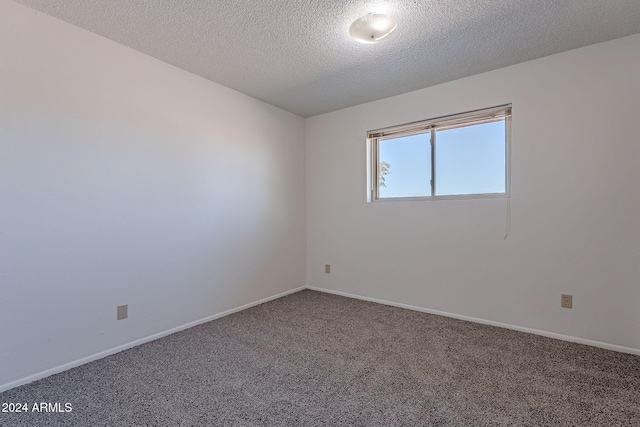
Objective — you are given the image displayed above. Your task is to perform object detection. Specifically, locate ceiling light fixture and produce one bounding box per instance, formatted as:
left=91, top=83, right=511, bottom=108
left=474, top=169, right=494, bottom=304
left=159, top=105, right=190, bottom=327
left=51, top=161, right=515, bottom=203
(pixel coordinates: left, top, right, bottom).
left=349, top=13, right=397, bottom=44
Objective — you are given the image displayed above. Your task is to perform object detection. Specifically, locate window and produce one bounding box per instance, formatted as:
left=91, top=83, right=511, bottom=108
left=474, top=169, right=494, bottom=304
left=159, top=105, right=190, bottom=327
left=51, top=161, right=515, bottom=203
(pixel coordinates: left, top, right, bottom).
left=367, top=105, right=511, bottom=201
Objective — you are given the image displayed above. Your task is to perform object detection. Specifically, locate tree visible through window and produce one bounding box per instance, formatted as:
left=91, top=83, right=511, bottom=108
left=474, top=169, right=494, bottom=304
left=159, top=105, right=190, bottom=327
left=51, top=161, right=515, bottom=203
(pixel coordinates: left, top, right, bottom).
left=368, top=105, right=511, bottom=201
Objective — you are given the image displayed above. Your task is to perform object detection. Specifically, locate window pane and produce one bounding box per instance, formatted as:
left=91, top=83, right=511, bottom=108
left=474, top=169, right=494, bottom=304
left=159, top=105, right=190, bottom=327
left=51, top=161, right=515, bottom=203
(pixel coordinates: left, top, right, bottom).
left=434, top=120, right=505, bottom=196
left=378, top=133, right=431, bottom=198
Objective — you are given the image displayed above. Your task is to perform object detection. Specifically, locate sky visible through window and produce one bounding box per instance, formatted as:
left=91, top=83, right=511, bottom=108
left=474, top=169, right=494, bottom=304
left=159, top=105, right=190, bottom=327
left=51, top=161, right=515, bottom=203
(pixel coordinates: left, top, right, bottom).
left=378, top=120, right=505, bottom=198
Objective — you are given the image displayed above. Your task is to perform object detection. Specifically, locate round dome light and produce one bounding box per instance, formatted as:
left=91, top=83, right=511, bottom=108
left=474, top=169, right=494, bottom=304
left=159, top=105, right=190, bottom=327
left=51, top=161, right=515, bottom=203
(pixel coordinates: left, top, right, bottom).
left=349, top=13, right=397, bottom=44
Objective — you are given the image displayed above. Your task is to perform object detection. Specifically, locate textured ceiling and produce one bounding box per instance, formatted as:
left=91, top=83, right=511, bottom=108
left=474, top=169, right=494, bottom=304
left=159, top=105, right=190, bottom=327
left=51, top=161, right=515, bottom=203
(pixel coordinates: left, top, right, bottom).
left=11, top=0, right=640, bottom=117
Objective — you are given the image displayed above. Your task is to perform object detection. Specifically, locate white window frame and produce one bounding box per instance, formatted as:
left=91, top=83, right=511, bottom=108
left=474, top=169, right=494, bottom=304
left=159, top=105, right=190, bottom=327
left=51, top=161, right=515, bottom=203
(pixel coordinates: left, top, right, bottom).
left=366, top=104, right=512, bottom=202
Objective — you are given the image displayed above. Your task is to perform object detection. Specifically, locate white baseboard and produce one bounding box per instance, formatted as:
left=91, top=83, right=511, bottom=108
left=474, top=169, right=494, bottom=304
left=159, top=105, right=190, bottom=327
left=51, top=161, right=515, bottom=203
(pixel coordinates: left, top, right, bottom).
left=4, top=284, right=637, bottom=393
left=0, top=286, right=306, bottom=393
left=306, top=286, right=640, bottom=356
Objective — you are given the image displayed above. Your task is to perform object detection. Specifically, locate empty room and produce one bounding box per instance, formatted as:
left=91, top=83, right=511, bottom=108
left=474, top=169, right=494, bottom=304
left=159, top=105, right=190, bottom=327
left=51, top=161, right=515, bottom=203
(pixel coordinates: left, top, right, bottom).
left=1, top=0, right=639, bottom=425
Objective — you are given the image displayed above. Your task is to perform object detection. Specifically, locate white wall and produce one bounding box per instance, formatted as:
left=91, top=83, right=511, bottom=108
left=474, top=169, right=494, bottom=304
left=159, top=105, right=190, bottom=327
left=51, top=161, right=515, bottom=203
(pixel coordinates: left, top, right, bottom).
left=1, top=0, right=637, bottom=393
left=306, top=35, right=640, bottom=352
left=0, top=0, right=305, bottom=390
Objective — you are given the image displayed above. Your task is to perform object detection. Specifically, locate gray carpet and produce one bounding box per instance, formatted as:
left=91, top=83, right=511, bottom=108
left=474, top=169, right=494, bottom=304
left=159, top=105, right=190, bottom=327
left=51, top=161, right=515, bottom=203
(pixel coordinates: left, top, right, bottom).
left=1, top=290, right=639, bottom=426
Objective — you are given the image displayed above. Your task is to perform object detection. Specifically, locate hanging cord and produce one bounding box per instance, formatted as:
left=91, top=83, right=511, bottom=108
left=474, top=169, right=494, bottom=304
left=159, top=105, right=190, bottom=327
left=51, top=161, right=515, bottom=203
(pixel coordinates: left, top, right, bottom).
left=503, top=198, right=511, bottom=240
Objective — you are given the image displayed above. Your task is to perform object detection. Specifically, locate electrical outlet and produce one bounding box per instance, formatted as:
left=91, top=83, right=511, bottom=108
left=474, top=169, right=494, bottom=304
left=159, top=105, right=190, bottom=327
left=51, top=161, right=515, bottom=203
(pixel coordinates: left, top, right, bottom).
left=561, top=294, right=572, bottom=309
left=117, top=304, right=128, bottom=320
left=325, top=264, right=331, bottom=274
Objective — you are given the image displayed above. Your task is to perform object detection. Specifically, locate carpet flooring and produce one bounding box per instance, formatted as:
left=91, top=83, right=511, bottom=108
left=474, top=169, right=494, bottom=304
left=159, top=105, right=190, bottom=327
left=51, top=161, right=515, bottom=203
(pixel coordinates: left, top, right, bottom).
left=1, top=290, right=639, bottom=426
